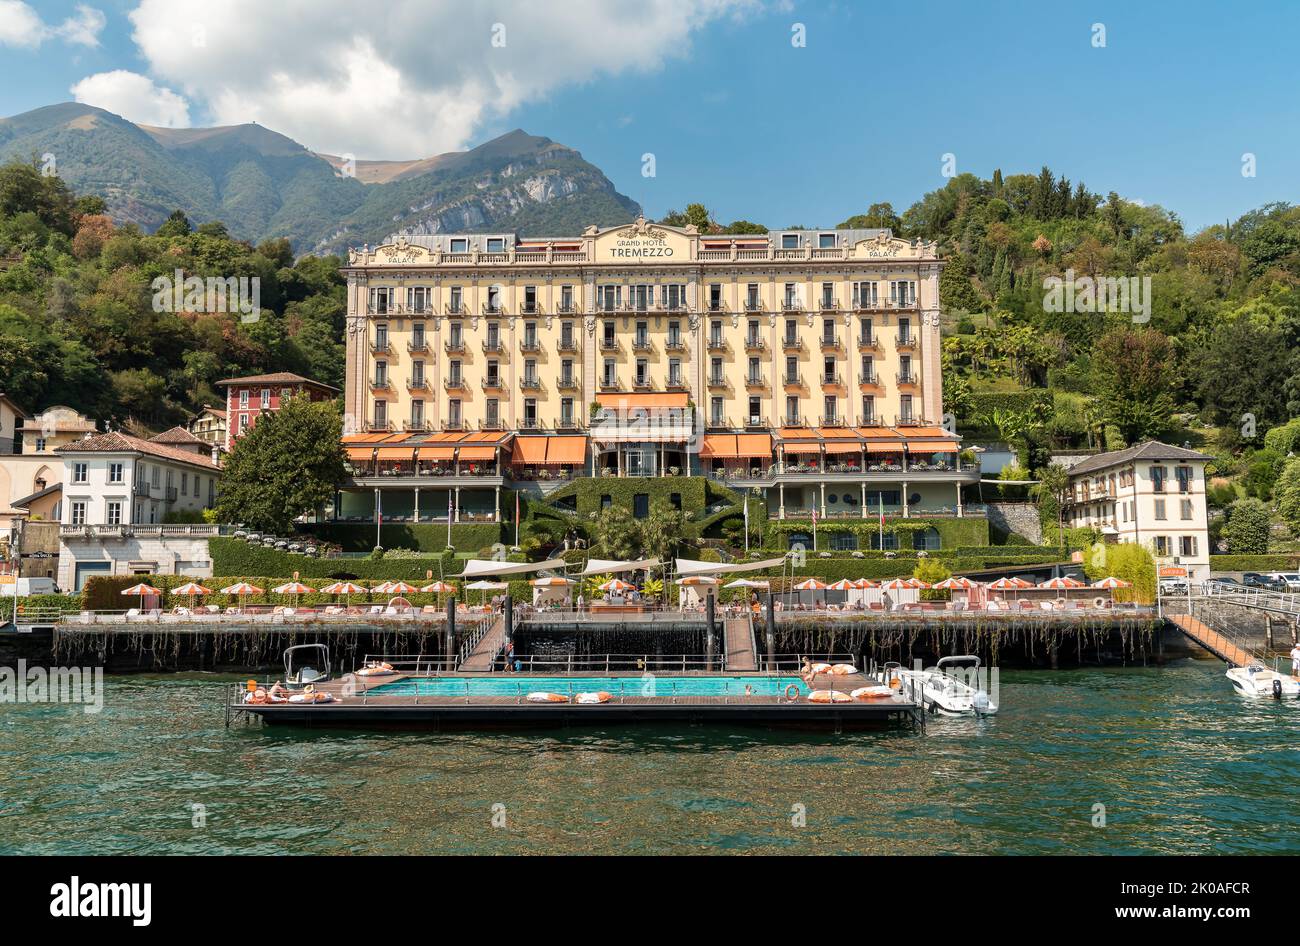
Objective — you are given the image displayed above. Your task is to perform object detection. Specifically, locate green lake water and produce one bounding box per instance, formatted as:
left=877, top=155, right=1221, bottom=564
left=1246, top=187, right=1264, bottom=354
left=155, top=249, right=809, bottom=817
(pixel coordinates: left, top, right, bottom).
left=1, top=659, right=1297, bottom=854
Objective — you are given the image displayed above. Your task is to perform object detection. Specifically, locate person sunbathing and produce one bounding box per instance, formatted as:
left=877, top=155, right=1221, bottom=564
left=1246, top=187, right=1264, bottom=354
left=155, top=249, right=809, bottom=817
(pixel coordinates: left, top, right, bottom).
left=268, top=681, right=289, bottom=703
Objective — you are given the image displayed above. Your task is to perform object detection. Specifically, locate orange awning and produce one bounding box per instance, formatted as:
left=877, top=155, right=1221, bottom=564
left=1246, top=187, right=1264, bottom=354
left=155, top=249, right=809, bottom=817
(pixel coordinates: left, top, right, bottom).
left=595, top=392, right=689, bottom=410
left=863, top=441, right=905, bottom=453
left=417, top=446, right=456, bottom=461
left=822, top=441, right=863, bottom=455
left=458, top=446, right=498, bottom=461
left=342, top=433, right=389, bottom=444
left=910, top=442, right=959, bottom=453
left=511, top=437, right=549, bottom=464
left=701, top=434, right=738, bottom=459
left=375, top=446, right=414, bottom=461
left=735, top=434, right=772, bottom=458
left=782, top=442, right=822, bottom=454
left=900, top=426, right=948, bottom=438
left=345, top=447, right=375, bottom=462
left=546, top=436, right=587, bottom=464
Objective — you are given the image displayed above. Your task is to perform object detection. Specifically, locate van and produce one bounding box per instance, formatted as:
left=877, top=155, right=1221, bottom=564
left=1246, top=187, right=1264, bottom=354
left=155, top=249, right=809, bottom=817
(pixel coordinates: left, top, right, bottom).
left=1266, top=572, right=1300, bottom=591
left=0, top=577, right=59, bottom=597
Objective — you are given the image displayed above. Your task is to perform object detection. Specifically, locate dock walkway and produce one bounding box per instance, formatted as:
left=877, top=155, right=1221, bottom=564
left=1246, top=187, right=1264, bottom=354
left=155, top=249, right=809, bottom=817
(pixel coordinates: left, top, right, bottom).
left=1167, top=613, right=1255, bottom=667
left=723, top=617, right=756, bottom=671
left=458, top=615, right=505, bottom=671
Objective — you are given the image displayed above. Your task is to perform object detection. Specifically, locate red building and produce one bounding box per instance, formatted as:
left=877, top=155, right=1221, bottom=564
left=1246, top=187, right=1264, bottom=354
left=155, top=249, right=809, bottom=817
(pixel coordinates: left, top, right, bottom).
left=216, top=372, right=339, bottom=452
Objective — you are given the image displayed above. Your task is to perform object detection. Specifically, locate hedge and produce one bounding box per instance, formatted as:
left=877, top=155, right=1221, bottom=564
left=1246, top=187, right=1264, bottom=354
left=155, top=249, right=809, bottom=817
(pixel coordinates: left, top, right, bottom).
left=1208, top=554, right=1300, bottom=572
left=301, top=522, right=505, bottom=553
left=210, top=537, right=462, bottom=582
left=82, top=573, right=471, bottom=611
left=8, top=594, right=81, bottom=613
left=543, top=476, right=710, bottom=521
left=764, top=516, right=990, bottom=548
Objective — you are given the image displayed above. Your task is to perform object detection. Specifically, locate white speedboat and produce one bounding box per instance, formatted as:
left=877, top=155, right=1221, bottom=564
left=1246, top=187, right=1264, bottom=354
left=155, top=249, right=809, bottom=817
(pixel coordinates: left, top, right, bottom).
left=1226, top=663, right=1300, bottom=700
left=893, top=655, right=998, bottom=716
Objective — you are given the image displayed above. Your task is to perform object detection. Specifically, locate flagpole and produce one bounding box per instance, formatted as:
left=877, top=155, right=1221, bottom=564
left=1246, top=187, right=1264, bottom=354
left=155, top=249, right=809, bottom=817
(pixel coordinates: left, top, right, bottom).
left=878, top=494, right=885, bottom=551
left=447, top=492, right=452, bottom=549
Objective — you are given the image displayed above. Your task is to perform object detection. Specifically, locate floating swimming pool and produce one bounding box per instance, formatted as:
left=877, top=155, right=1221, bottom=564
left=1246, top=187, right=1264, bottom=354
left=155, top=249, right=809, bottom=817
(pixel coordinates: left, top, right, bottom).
left=360, top=675, right=807, bottom=698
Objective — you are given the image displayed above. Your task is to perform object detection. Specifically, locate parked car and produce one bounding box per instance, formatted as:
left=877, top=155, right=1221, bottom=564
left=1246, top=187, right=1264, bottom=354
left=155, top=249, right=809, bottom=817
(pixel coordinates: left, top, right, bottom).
left=1264, top=572, right=1300, bottom=591
left=1240, top=572, right=1284, bottom=591
left=1205, top=576, right=1244, bottom=593
left=1158, top=577, right=1189, bottom=596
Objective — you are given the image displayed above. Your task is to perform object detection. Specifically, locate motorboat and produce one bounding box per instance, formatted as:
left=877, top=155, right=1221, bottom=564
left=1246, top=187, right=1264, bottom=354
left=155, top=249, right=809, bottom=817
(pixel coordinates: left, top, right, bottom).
left=893, top=655, right=998, bottom=716
left=1225, top=663, right=1300, bottom=700
left=283, top=644, right=331, bottom=689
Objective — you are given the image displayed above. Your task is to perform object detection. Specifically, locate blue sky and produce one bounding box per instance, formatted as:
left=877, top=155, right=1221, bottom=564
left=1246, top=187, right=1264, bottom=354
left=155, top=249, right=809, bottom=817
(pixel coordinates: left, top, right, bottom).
left=3, top=0, right=1297, bottom=232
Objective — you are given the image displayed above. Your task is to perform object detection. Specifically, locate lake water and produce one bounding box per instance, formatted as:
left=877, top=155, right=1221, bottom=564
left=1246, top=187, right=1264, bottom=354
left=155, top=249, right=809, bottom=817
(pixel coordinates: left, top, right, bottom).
left=1, top=659, right=1297, bottom=854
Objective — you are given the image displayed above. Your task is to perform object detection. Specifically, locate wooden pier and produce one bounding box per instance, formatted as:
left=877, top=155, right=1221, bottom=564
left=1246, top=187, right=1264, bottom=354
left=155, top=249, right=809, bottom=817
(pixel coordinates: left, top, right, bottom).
left=723, top=617, right=757, bottom=671
left=1167, top=613, right=1255, bottom=668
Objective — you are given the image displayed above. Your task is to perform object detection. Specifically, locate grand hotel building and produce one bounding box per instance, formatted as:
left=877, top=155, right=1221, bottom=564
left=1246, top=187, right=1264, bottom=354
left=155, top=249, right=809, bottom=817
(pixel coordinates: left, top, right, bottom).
left=338, top=218, right=979, bottom=535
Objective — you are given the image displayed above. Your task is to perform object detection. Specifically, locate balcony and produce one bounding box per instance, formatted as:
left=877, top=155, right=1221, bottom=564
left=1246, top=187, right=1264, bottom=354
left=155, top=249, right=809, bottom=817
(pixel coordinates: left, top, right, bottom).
left=370, top=340, right=391, bottom=354
left=781, top=337, right=803, bottom=352
left=445, top=302, right=467, bottom=315
left=518, top=417, right=545, bottom=431
left=480, top=419, right=506, bottom=431
left=483, top=302, right=505, bottom=315
left=782, top=373, right=805, bottom=389
left=889, top=297, right=920, bottom=311
left=707, top=302, right=729, bottom=315
left=744, top=299, right=764, bottom=312
left=481, top=376, right=506, bottom=392
left=133, top=482, right=152, bottom=498
left=745, top=415, right=768, bottom=429
left=706, top=337, right=728, bottom=353
left=744, top=336, right=767, bottom=352
left=407, top=378, right=431, bottom=392
left=599, top=379, right=621, bottom=393
left=821, top=373, right=845, bottom=387
left=665, top=338, right=687, bottom=352
left=520, top=302, right=543, bottom=315
left=555, top=301, right=578, bottom=314
left=633, top=378, right=654, bottom=392
left=632, top=338, right=654, bottom=353
left=442, top=418, right=465, bottom=431
left=666, top=378, right=688, bottom=392
left=519, top=338, right=541, bottom=353
left=367, top=420, right=394, bottom=432
left=407, top=339, right=430, bottom=354
left=896, top=372, right=917, bottom=386
left=819, top=415, right=843, bottom=427
left=660, top=300, right=689, bottom=313
left=444, top=376, right=467, bottom=391
left=481, top=339, right=505, bottom=354
left=820, top=335, right=842, bottom=351
left=555, top=416, right=584, bottom=431
left=557, top=375, right=580, bottom=391
left=707, top=375, right=729, bottom=390
left=369, top=378, right=393, bottom=392
left=403, top=419, right=431, bottom=432
left=819, top=297, right=839, bottom=311
left=897, top=333, right=917, bottom=350
left=745, top=374, right=767, bottom=389
left=444, top=339, right=466, bottom=353
left=557, top=337, right=579, bottom=352
left=854, top=298, right=883, bottom=312
left=859, top=373, right=879, bottom=387
left=598, top=338, right=620, bottom=353
left=783, top=415, right=805, bottom=428
left=858, top=335, right=880, bottom=351
left=164, top=486, right=179, bottom=503
left=781, top=300, right=802, bottom=312
left=521, top=376, right=543, bottom=392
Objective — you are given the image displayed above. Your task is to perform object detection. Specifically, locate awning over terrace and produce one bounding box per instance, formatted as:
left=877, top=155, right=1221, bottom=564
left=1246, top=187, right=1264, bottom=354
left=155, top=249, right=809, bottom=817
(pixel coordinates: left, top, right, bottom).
left=510, top=435, right=588, bottom=464
left=579, top=557, right=661, bottom=576
left=674, top=556, right=788, bottom=577
left=459, top=557, right=569, bottom=578
left=699, top=433, right=772, bottom=459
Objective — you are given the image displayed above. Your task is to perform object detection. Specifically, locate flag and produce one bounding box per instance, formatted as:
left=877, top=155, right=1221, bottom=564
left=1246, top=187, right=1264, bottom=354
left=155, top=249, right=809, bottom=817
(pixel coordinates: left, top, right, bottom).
left=879, top=495, right=885, bottom=527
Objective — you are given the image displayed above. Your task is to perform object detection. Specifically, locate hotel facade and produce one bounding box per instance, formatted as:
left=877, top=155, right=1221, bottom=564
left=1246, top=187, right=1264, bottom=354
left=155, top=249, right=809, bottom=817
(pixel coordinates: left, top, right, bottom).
left=338, top=219, right=978, bottom=535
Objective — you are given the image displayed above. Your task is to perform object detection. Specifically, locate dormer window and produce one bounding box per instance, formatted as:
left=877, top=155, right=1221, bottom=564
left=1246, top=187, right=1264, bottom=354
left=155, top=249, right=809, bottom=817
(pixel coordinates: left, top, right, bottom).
left=449, top=238, right=468, bottom=253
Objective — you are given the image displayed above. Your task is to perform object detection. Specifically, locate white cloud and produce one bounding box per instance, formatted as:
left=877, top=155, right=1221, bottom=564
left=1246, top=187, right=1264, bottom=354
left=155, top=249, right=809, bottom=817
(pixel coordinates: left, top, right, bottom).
left=71, top=70, right=191, bottom=127
left=0, top=2, right=105, bottom=48
left=120, top=0, right=759, bottom=158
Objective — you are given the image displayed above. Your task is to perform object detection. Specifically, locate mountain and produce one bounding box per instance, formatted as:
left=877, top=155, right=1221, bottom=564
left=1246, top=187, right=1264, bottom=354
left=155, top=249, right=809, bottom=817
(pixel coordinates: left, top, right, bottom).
left=0, top=103, right=640, bottom=253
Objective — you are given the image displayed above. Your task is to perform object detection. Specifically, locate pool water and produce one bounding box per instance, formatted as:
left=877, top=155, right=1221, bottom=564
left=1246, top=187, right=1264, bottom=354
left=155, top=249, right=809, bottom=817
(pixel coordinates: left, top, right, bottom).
left=362, top=674, right=808, bottom=698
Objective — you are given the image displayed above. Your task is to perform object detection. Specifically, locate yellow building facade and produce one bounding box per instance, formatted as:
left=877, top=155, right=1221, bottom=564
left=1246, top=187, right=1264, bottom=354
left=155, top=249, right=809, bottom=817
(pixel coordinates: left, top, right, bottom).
left=337, top=219, right=978, bottom=531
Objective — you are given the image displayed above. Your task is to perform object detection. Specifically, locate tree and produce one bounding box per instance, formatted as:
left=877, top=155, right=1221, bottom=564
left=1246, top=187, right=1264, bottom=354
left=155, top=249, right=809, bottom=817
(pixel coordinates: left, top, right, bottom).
left=638, top=500, right=689, bottom=564
left=1274, top=457, right=1300, bottom=535
left=938, top=252, right=983, bottom=312
left=1033, top=462, right=1071, bottom=544
left=1221, top=498, right=1271, bottom=554
left=155, top=209, right=192, bottom=238
left=591, top=505, right=639, bottom=560
left=215, top=397, right=346, bottom=532
left=1091, top=327, right=1176, bottom=444
left=1083, top=541, right=1155, bottom=604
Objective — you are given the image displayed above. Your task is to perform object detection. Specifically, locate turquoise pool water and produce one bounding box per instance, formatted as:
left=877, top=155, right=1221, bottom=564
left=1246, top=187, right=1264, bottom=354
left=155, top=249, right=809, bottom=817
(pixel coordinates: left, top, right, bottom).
left=362, top=674, right=807, bottom=698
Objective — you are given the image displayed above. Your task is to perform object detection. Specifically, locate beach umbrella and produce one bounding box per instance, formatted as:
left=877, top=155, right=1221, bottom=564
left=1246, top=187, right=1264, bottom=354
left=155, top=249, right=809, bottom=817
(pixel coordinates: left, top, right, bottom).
left=792, top=576, right=827, bottom=607
left=272, top=580, right=315, bottom=606
left=853, top=577, right=879, bottom=588
left=933, top=577, right=973, bottom=590
left=1091, top=576, right=1132, bottom=589
left=599, top=578, right=636, bottom=594
left=321, top=580, right=367, bottom=606
left=986, top=576, right=1029, bottom=601
left=219, top=581, right=264, bottom=608
left=421, top=580, right=457, bottom=594
left=1038, top=576, right=1085, bottom=590
left=723, top=578, right=769, bottom=589
left=172, top=581, right=212, bottom=609
left=879, top=578, right=913, bottom=590
left=387, top=581, right=418, bottom=596
left=464, top=579, right=508, bottom=605
left=907, top=578, right=932, bottom=590
left=826, top=579, right=857, bottom=591
left=370, top=581, right=395, bottom=595
left=530, top=576, right=574, bottom=586
left=121, top=582, right=162, bottom=610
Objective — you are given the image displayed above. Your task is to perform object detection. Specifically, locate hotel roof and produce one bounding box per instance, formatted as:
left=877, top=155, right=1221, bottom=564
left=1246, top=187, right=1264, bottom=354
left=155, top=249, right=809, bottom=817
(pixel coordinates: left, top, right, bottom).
left=149, top=426, right=206, bottom=446
left=1067, top=440, right=1214, bottom=477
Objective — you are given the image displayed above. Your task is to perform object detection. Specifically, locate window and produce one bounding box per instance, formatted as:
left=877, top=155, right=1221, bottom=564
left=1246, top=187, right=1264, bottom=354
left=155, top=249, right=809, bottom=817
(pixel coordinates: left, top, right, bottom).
left=633, top=494, right=650, bottom=518
left=785, top=355, right=798, bottom=383
left=785, top=395, right=800, bottom=425
left=413, top=360, right=426, bottom=386
left=862, top=395, right=875, bottom=424
left=1150, top=466, right=1166, bottom=492
left=560, top=398, right=574, bottom=427
left=449, top=286, right=464, bottom=312
left=73, top=462, right=88, bottom=484
left=710, top=321, right=723, bottom=347
left=636, top=359, right=649, bottom=386
left=35, top=438, right=45, bottom=451
left=522, top=286, right=537, bottom=313
left=260, top=387, right=271, bottom=406
left=822, top=318, right=835, bottom=344
left=447, top=400, right=462, bottom=428
left=523, top=399, right=537, bottom=428
left=106, top=501, right=122, bottom=526
left=784, top=318, right=798, bottom=345
left=1176, top=466, right=1192, bottom=493
left=374, top=361, right=387, bottom=386
left=449, top=360, right=462, bottom=385
left=781, top=233, right=800, bottom=249
left=710, top=397, right=724, bottom=426
left=108, top=462, right=123, bottom=484
left=603, top=359, right=616, bottom=387
left=818, top=233, right=836, bottom=249
left=450, top=238, right=468, bottom=253
left=709, top=284, right=722, bottom=310
left=830, top=532, right=859, bottom=551
left=485, top=399, right=500, bottom=427
left=601, top=494, right=613, bottom=511
left=898, top=317, right=911, bottom=343
left=870, top=531, right=899, bottom=551
left=486, top=360, right=500, bottom=386
left=603, top=321, right=615, bottom=346
left=411, top=400, right=424, bottom=428
left=70, top=501, right=86, bottom=526
left=821, top=282, right=835, bottom=307
left=748, top=357, right=761, bottom=382
left=1154, top=535, right=1170, bottom=556
left=670, top=493, right=682, bottom=510
left=368, top=287, right=392, bottom=314
left=784, top=282, right=798, bottom=307
left=635, top=321, right=648, bottom=347
left=823, top=396, right=837, bottom=423
left=560, top=359, right=574, bottom=386
left=854, top=282, right=878, bottom=308
left=181, top=472, right=188, bottom=496
left=748, top=397, right=762, bottom=424
left=1181, top=499, right=1193, bottom=520
left=239, top=390, right=249, bottom=409
left=560, top=285, right=574, bottom=311
left=667, top=321, right=681, bottom=346
left=561, top=321, right=574, bottom=347
left=374, top=401, right=387, bottom=428
left=710, top=357, right=723, bottom=385
left=449, top=321, right=463, bottom=346
left=859, top=317, right=873, bottom=344
left=900, top=395, right=914, bottom=423
left=890, top=280, right=916, bottom=306
left=861, top=355, right=875, bottom=382
left=486, top=321, right=500, bottom=347
left=1179, top=535, right=1198, bottom=557
left=599, top=285, right=620, bottom=312
left=151, top=466, right=160, bottom=488
left=486, top=237, right=505, bottom=253
left=900, top=355, right=912, bottom=382
left=630, top=284, right=651, bottom=311
left=408, top=286, right=431, bottom=314
left=746, top=283, right=760, bottom=310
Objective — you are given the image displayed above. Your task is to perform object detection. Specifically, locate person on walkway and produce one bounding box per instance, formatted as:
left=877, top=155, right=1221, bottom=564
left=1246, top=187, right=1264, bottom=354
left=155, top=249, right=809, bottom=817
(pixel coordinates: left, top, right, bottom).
left=1290, top=641, right=1300, bottom=677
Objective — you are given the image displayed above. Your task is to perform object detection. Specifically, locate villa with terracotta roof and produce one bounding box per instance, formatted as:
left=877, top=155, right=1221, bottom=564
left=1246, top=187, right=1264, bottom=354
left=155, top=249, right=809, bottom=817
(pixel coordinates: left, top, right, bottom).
left=54, top=431, right=224, bottom=589
left=216, top=372, right=339, bottom=452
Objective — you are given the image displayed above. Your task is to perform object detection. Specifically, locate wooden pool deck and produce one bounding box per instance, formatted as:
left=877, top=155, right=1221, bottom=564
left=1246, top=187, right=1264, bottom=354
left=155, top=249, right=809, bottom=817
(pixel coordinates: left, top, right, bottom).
left=228, top=670, right=921, bottom=731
